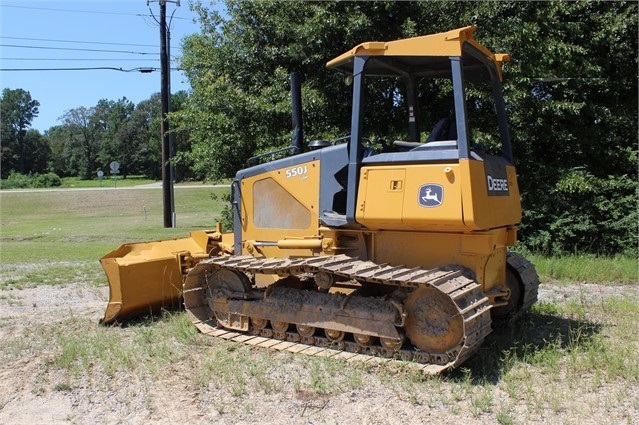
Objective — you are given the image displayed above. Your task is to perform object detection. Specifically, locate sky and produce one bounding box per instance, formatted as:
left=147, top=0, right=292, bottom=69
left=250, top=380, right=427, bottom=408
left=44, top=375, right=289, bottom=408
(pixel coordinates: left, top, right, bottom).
left=1, top=0, right=215, bottom=133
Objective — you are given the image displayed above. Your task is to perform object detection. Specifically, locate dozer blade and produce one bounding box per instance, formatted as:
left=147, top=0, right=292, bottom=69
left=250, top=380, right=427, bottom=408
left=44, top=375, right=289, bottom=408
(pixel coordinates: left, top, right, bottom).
left=100, top=230, right=220, bottom=324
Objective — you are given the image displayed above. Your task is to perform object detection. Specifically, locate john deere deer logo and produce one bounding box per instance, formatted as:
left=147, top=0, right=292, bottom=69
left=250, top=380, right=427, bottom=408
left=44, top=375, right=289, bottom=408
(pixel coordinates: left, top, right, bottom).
left=418, top=184, right=443, bottom=208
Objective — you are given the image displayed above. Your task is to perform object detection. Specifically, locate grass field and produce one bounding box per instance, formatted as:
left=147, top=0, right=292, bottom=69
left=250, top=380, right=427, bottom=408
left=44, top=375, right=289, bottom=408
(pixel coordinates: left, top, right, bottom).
left=1, top=187, right=638, bottom=424
left=0, top=185, right=230, bottom=264
left=60, top=176, right=157, bottom=189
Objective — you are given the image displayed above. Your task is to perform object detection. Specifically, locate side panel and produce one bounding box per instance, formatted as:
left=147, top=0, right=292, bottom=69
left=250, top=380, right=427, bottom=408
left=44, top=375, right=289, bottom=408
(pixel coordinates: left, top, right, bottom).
left=356, top=163, right=465, bottom=231
left=459, top=158, right=521, bottom=230
left=355, top=158, right=521, bottom=232
left=358, top=167, right=406, bottom=226
left=239, top=159, right=321, bottom=257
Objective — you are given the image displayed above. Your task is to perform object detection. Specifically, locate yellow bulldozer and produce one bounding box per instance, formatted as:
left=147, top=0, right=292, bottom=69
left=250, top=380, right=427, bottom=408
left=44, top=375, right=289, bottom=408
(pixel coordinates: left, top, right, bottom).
left=101, top=26, right=539, bottom=373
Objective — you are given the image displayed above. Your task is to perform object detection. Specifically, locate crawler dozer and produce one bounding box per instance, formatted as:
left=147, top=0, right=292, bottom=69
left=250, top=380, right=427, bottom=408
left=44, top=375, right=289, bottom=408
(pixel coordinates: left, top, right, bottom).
left=101, top=26, right=540, bottom=373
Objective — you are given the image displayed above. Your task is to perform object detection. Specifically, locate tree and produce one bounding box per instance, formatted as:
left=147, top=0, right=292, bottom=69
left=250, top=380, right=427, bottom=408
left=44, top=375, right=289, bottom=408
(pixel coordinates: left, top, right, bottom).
left=23, top=129, right=50, bottom=174
left=59, top=106, right=101, bottom=179
left=473, top=1, right=638, bottom=255
left=168, top=90, right=195, bottom=181
left=96, top=97, right=137, bottom=178
left=0, top=88, right=43, bottom=177
left=131, top=94, right=163, bottom=179
left=175, top=0, right=430, bottom=180
left=46, top=125, right=77, bottom=177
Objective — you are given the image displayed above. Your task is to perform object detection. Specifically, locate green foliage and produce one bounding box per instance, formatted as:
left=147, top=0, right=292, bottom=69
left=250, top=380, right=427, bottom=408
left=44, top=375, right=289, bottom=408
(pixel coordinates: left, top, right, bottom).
left=58, top=175, right=155, bottom=188
left=0, top=172, right=62, bottom=189
left=0, top=88, right=46, bottom=178
left=210, top=190, right=234, bottom=231
left=523, top=171, right=638, bottom=256
left=497, top=1, right=639, bottom=256
left=58, top=105, right=102, bottom=179
left=176, top=0, right=432, bottom=180
left=42, top=92, right=185, bottom=181
left=0, top=172, right=31, bottom=189
left=33, top=172, right=62, bottom=188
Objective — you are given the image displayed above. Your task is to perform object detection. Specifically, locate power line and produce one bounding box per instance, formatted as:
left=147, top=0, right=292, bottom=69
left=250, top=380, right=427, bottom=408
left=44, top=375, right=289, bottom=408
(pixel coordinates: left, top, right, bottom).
left=0, top=67, right=163, bottom=72
left=0, top=4, right=191, bottom=20
left=0, top=44, right=157, bottom=55
left=0, top=36, right=158, bottom=48
left=0, top=67, right=180, bottom=72
left=2, top=58, right=160, bottom=62
left=0, top=37, right=182, bottom=57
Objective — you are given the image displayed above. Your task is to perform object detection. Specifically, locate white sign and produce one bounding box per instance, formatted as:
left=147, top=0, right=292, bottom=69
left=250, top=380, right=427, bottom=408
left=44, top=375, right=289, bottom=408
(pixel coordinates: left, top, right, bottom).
left=110, top=161, right=120, bottom=173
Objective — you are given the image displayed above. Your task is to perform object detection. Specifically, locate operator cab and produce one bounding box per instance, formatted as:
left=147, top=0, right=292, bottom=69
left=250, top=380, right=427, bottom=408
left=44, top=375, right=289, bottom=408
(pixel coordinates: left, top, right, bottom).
left=326, top=25, right=512, bottom=162
left=318, top=26, right=518, bottom=229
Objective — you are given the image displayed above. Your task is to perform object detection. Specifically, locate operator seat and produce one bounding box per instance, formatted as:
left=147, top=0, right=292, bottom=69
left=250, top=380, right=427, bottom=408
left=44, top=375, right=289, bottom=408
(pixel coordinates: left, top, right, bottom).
left=425, top=117, right=457, bottom=143
left=393, top=117, right=457, bottom=151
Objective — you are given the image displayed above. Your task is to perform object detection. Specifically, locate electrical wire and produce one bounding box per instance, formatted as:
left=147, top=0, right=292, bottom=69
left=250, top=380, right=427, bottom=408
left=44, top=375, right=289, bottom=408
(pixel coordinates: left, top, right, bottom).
left=0, top=36, right=158, bottom=48
left=2, top=58, right=160, bottom=62
left=0, top=44, right=157, bottom=55
left=1, top=4, right=189, bottom=64
left=0, top=67, right=180, bottom=72
left=0, top=4, right=190, bottom=20
left=0, top=37, right=182, bottom=57
left=0, top=67, right=157, bottom=72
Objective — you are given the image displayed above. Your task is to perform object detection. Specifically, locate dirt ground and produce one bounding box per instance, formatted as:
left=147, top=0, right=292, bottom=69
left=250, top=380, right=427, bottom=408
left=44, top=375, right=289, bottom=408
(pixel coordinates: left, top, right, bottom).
left=0, top=280, right=637, bottom=425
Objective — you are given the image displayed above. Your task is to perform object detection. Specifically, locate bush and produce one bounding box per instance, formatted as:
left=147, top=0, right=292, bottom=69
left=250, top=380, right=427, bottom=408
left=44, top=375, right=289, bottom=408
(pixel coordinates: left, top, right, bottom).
left=33, top=172, right=62, bottom=188
left=0, top=172, right=31, bottom=189
left=0, top=172, right=62, bottom=189
left=521, top=171, right=638, bottom=257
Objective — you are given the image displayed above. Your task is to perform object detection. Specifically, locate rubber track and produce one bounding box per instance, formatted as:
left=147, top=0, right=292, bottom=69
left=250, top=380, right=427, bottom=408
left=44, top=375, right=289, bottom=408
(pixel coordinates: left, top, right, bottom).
left=183, top=254, right=493, bottom=374
left=506, top=251, right=541, bottom=313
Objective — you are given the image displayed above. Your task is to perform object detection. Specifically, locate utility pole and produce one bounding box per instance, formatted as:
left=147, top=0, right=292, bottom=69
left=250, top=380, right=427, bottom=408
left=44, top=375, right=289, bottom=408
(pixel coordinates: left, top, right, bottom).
left=148, top=0, right=179, bottom=228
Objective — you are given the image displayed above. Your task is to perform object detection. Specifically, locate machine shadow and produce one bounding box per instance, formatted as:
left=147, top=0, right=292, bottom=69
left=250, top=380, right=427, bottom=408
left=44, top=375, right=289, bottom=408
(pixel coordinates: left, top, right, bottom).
left=445, top=311, right=602, bottom=384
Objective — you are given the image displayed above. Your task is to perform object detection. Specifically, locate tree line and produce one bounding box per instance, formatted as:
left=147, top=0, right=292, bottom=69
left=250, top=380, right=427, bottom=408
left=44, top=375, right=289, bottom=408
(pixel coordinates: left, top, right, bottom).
left=1, top=89, right=194, bottom=182
left=1, top=0, right=637, bottom=257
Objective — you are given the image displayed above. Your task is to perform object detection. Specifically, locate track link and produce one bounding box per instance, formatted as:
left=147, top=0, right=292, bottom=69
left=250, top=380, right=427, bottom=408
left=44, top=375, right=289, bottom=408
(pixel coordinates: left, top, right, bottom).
left=183, top=255, right=493, bottom=374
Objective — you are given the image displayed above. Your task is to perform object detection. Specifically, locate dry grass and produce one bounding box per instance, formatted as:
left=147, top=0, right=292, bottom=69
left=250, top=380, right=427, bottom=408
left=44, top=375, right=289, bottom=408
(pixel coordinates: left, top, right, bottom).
left=1, top=280, right=637, bottom=424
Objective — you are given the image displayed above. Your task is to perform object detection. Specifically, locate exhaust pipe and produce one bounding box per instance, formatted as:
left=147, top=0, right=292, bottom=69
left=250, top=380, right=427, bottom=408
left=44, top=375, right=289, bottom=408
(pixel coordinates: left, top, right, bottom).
left=291, top=71, right=303, bottom=154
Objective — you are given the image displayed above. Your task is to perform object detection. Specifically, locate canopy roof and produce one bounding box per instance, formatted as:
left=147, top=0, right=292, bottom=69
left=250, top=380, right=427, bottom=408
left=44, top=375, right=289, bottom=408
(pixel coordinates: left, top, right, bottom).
left=326, top=26, right=509, bottom=81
